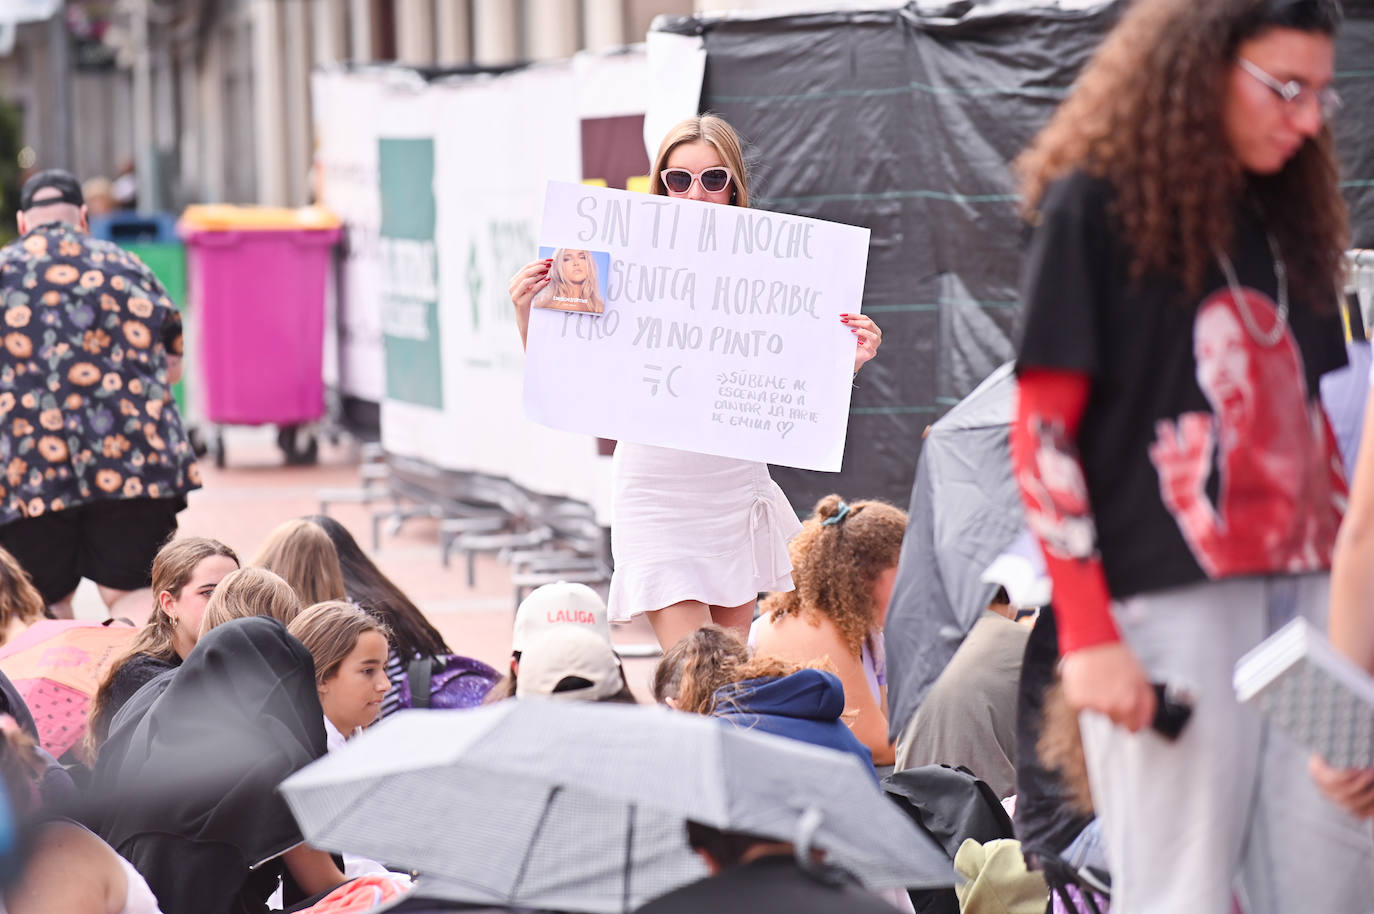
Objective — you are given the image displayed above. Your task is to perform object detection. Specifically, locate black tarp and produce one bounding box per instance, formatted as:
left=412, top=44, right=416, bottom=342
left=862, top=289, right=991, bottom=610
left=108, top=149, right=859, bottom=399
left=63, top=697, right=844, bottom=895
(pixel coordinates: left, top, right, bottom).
left=654, top=0, right=1374, bottom=515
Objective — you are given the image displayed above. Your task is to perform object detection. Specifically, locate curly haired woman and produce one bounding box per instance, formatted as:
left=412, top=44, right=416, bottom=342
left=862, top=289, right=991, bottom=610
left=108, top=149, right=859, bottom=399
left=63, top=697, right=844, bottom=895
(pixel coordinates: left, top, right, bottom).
left=748, top=495, right=906, bottom=767
left=1011, top=0, right=1369, bottom=909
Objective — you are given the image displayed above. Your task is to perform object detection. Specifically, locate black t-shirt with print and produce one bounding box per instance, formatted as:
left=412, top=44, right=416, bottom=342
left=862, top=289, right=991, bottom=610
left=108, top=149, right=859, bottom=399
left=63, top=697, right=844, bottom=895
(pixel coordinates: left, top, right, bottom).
left=1016, top=171, right=1347, bottom=601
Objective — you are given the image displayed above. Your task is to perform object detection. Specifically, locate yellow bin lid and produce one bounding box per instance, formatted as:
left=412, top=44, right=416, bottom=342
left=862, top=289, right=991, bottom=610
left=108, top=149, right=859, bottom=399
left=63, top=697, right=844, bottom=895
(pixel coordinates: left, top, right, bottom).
left=179, top=204, right=341, bottom=231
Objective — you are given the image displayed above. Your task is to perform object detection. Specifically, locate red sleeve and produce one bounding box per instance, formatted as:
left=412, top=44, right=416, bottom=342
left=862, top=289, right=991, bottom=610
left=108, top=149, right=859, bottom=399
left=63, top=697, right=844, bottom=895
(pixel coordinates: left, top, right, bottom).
left=1011, top=368, right=1120, bottom=653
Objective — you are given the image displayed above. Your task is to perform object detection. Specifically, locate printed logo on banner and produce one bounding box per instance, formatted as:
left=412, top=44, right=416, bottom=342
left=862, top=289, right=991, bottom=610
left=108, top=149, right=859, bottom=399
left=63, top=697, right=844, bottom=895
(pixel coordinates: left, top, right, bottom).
left=379, top=137, right=443, bottom=409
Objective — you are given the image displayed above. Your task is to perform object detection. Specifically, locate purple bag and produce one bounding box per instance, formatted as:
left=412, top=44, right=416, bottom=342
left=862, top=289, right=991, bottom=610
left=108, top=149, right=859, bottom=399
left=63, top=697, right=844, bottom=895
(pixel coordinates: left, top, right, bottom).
left=397, top=654, right=500, bottom=710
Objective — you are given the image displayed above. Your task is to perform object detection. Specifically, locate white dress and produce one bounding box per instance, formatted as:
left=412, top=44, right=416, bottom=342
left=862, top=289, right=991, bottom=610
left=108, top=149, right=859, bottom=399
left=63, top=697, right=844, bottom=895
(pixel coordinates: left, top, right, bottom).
left=607, top=443, right=802, bottom=622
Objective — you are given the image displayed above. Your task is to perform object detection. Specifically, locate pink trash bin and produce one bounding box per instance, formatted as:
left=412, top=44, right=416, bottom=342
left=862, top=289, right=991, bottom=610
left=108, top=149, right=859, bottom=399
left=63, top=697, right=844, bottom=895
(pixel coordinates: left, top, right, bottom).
left=180, top=206, right=340, bottom=465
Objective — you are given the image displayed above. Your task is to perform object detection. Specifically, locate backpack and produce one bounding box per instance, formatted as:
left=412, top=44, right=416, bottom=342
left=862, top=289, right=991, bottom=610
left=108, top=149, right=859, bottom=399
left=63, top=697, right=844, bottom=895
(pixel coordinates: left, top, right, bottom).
left=397, top=654, right=501, bottom=710
left=883, top=765, right=1016, bottom=914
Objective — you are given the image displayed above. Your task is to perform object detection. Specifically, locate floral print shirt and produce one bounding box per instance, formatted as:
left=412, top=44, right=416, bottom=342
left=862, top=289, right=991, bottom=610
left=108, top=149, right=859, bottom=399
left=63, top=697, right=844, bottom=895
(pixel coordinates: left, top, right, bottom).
left=0, top=222, right=201, bottom=523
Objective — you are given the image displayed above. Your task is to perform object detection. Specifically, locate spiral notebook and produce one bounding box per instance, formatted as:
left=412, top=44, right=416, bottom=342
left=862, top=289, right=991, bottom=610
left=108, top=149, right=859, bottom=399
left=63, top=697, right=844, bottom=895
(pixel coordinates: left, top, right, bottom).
left=1233, top=617, right=1374, bottom=769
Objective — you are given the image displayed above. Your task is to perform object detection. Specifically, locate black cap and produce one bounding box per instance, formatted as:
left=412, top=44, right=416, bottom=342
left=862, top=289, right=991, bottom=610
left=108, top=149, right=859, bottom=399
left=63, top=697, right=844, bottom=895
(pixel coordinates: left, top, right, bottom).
left=19, top=169, right=84, bottom=211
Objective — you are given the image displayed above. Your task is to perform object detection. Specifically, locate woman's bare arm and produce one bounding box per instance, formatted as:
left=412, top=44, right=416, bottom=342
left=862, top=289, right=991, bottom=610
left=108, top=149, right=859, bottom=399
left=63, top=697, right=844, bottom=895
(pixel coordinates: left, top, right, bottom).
left=508, top=258, right=551, bottom=349
left=755, top=616, right=894, bottom=766
left=283, top=844, right=347, bottom=898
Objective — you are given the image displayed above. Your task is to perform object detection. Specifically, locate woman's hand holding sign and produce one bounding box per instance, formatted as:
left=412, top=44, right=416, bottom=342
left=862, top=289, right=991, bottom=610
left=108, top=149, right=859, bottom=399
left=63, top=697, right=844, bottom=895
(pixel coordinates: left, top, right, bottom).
left=844, top=313, right=882, bottom=373
left=509, top=258, right=552, bottom=348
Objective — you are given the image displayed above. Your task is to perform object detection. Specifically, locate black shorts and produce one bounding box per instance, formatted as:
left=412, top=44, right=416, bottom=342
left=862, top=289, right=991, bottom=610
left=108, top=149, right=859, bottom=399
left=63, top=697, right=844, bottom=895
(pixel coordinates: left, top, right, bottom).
left=0, top=497, right=184, bottom=604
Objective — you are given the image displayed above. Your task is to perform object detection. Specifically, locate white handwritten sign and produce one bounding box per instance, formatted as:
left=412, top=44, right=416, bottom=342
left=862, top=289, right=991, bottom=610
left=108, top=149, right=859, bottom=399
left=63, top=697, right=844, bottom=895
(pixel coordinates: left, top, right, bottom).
left=522, top=182, right=871, bottom=472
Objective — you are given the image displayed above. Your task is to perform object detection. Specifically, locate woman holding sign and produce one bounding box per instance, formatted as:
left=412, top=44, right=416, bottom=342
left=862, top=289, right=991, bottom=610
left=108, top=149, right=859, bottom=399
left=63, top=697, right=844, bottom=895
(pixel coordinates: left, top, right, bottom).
left=509, top=115, right=882, bottom=649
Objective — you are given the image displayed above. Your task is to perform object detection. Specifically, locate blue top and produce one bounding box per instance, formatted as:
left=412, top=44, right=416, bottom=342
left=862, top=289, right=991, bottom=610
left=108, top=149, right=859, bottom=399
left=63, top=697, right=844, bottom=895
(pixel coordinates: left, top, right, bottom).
left=713, top=669, right=875, bottom=779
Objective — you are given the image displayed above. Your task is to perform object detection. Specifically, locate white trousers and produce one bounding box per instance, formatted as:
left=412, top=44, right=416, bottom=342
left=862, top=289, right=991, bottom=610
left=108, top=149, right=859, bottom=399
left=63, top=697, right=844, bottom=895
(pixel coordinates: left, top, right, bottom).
left=1079, top=575, right=1374, bottom=914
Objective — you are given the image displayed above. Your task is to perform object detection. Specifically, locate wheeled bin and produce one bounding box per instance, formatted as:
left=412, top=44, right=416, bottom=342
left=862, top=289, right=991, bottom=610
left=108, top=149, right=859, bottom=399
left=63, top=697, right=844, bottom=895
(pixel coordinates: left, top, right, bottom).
left=90, top=213, right=191, bottom=418
left=179, top=205, right=340, bottom=466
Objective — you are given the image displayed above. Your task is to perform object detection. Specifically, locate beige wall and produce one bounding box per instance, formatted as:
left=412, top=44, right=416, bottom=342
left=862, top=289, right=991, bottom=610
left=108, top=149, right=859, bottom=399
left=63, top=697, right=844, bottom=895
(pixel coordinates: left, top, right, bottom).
left=0, top=0, right=770, bottom=211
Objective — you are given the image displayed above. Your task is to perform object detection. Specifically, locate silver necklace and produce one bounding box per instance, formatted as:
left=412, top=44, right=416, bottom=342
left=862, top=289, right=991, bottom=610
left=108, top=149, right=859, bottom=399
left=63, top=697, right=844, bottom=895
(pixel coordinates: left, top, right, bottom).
left=1215, top=231, right=1288, bottom=347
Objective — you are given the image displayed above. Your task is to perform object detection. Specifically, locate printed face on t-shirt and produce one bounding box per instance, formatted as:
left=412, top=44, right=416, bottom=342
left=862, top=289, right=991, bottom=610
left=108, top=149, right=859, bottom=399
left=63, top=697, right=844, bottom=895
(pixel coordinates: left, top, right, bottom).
left=1194, top=302, right=1253, bottom=425
left=1149, top=288, right=1344, bottom=579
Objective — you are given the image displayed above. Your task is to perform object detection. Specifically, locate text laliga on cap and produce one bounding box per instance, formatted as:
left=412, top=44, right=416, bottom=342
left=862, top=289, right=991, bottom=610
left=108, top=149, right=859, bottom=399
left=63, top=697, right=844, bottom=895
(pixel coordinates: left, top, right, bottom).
left=511, top=581, right=610, bottom=653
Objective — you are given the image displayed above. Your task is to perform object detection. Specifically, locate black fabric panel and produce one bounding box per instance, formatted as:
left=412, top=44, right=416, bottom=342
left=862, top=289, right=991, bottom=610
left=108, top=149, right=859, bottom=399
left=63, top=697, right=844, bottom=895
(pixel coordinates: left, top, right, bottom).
left=655, top=0, right=1374, bottom=512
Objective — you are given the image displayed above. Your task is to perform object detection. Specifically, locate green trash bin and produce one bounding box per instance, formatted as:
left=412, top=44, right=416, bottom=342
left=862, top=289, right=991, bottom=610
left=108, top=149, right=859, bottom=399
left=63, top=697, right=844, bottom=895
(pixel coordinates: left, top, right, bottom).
left=89, top=214, right=193, bottom=421
left=125, top=241, right=189, bottom=415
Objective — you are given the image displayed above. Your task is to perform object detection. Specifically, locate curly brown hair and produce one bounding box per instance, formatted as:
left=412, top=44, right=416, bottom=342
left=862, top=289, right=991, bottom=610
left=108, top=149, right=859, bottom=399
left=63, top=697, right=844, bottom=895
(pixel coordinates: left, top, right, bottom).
left=652, top=624, right=807, bottom=714
left=1016, top=0, right=1347, bottom=306
left=759, top=495, right=907, bottom=658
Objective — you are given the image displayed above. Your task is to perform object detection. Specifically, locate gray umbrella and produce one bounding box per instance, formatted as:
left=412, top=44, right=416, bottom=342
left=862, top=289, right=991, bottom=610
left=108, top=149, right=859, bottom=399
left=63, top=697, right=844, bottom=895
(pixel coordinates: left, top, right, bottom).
left=885, top=362, right=1027, bottom=741
left=281, top=702, right=953, bottom=912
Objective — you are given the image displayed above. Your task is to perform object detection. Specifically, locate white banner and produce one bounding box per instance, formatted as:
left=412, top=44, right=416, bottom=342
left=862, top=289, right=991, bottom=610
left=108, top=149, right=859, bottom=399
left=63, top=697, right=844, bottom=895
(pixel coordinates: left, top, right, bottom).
left=523, top=182, right=871, bottom=472
left=313, top=52, right=652, bottom=522
left=313, top=68, right=427, bottom=404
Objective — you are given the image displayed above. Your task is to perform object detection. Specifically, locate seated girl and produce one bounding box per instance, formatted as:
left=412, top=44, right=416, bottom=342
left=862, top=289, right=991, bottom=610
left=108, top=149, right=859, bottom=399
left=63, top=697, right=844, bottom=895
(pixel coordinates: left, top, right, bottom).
left=302, top=516, right=453, bottom=717
left=86, top=537, right=239, bottom=755
left=654, top=625, right=874, bottom=776
left=749, top=496, right=906, bottom=767
left=198, top=567, right=302, bottom=635
left=0, top=544, right=46, bottom=647
left=0, top=716, right=163, bottom=914
left=92, top=616, right=345, bottom=914
left=287, top=601, right=412, bottom=886
left=287, top=601, right=392, bottom=745
left=252, top=520, right=347, bottom=608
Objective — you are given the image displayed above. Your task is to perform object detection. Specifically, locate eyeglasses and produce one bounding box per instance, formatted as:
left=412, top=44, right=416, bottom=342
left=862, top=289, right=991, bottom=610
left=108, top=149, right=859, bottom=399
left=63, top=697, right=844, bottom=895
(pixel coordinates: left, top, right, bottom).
left=1236, top=57, right=1342, bottom=121
left=660, top=167, right=733, bottom=195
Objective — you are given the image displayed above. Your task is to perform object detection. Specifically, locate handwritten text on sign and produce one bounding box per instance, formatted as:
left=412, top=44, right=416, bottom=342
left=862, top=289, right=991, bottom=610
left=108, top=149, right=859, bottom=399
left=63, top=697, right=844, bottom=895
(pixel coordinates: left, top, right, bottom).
left=522, top=182, right=871, bottom=472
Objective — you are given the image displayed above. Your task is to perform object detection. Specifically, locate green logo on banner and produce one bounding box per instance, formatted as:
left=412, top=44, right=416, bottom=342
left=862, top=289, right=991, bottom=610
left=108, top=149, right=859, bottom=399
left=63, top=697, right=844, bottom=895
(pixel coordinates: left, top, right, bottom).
left=379, top=137, right=443, bottom=408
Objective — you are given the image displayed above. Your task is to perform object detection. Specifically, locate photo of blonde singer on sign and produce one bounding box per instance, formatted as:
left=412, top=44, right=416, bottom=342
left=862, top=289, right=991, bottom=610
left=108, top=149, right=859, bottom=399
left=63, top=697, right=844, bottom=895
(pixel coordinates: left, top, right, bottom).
left=531, top=247, right=609, bottom=315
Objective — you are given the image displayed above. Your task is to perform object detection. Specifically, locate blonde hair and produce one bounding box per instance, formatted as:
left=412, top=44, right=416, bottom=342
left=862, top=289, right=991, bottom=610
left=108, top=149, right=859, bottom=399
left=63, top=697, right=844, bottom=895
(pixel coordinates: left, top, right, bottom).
left=288, top=600, right=391, bottom=684
left=650, top=114, right=750, bottom=207
left=253, top=519, right=346, bottom=607
left=0, top=545, right=46, bottom=646
left=88, top=537, right=239, bottom=755
left=199, top=566, right=302, bottom=635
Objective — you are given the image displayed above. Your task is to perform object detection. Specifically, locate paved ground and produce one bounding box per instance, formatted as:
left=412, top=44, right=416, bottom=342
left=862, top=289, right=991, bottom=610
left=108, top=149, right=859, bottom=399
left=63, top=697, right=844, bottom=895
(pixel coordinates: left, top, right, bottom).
left=72, top=426, right=664, bottom=698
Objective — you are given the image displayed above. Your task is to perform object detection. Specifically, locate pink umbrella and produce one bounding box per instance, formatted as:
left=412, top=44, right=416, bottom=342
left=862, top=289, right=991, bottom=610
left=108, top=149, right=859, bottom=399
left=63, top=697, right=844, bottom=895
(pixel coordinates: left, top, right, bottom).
left=0, top=620, right=138, bottom=757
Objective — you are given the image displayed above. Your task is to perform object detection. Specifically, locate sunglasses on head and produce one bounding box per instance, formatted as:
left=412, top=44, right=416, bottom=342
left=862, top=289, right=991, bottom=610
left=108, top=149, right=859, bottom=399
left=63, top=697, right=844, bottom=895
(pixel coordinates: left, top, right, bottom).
left=660, top=167, right=734, bottom=195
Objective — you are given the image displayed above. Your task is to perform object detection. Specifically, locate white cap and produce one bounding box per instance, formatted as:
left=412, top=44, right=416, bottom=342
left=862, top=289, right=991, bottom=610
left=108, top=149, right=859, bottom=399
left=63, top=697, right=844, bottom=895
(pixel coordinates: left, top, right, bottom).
left=512, top=582, right=610, bottom=653
left=515, top=628, right=625, bottom=702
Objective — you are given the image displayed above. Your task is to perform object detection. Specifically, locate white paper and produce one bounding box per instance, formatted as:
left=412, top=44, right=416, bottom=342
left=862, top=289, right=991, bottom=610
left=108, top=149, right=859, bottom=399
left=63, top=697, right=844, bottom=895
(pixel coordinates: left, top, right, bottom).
left=642, top=31, right=706, bottom=166
left=523, top=182, right=871, bottom=472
